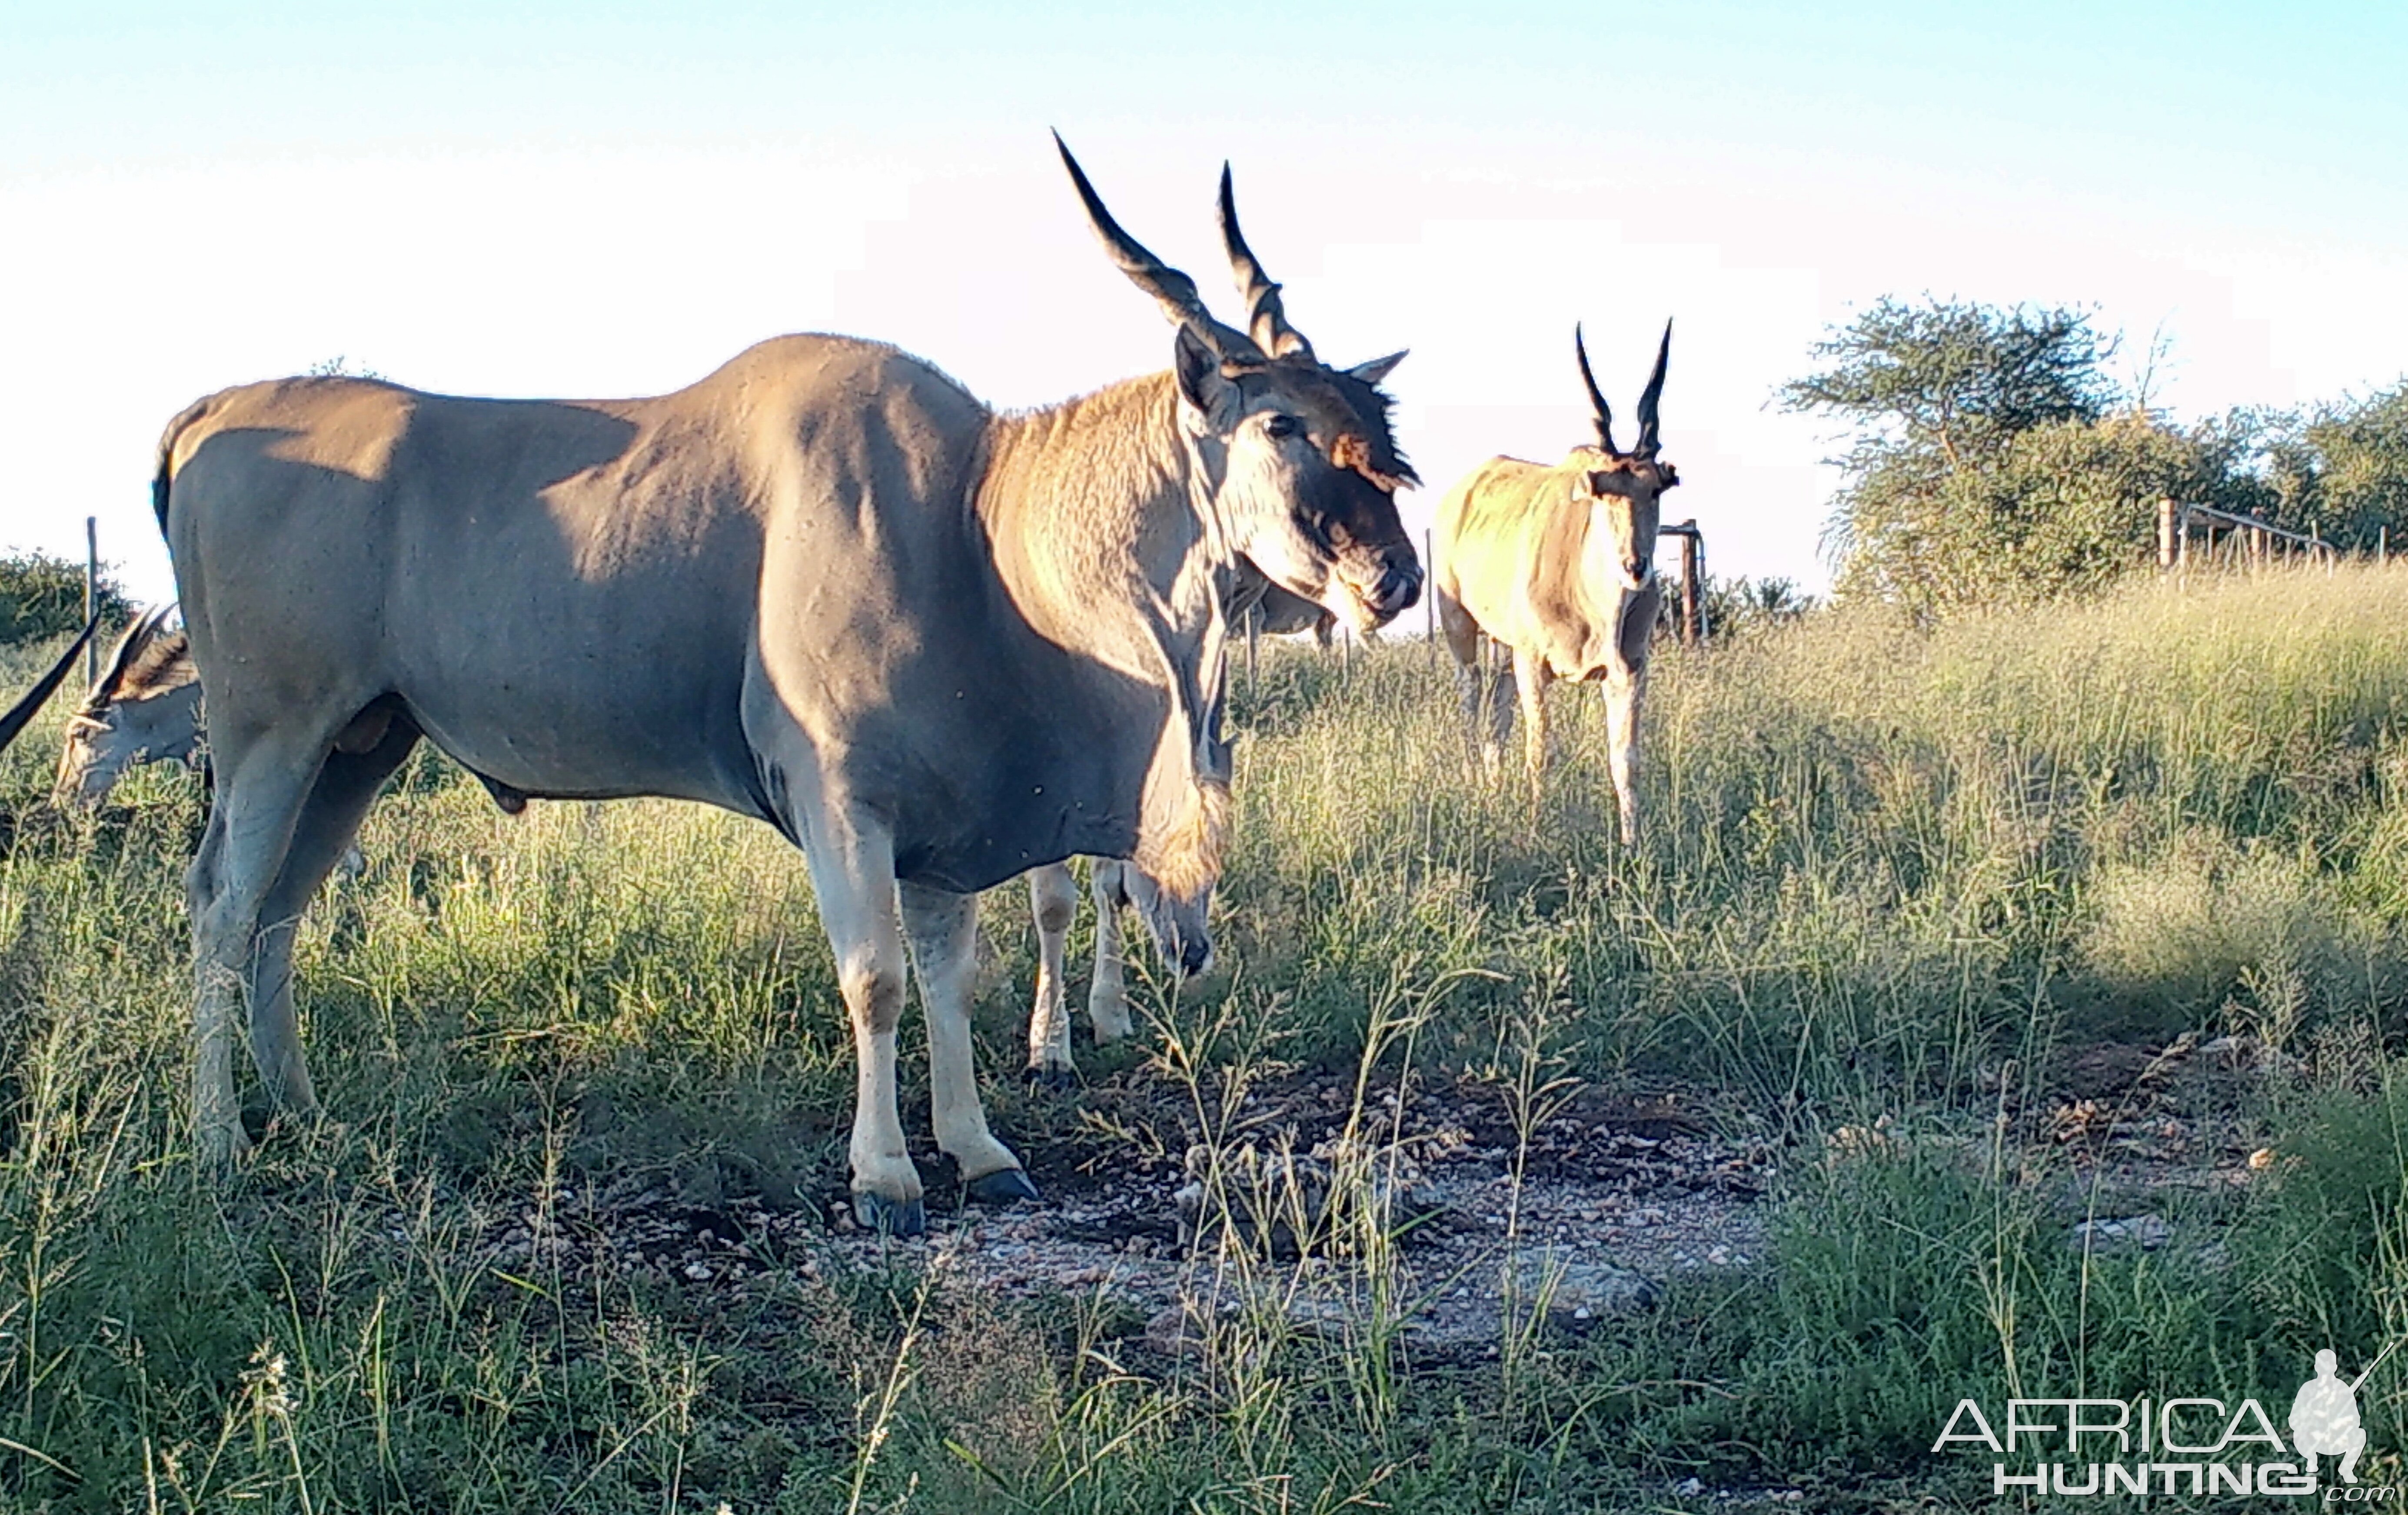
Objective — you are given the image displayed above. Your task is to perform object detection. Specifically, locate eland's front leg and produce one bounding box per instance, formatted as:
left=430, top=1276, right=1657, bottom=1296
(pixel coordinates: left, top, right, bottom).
left=1605, top=581, right=1660, bottom=847
left=901, top=882, right=1038, bottom=1206
left=1603, top=667, right=1645, bottom=847
left=796, top=821, right=924, bottom=1233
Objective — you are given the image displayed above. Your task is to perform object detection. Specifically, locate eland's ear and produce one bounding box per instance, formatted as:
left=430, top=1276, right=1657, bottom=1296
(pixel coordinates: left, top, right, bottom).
left=1347, top=349, right=1407, bottom=386
left=1173, top=326, right=1237, bottom=419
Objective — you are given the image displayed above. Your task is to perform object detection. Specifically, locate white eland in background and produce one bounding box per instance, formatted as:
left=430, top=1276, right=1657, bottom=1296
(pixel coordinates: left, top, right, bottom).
left=1432, top=322, right=1677, bottom=844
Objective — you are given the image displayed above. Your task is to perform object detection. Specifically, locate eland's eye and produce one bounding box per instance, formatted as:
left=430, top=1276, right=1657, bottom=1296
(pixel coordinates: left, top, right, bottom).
left=1264, top=414, right=1300, bottom=440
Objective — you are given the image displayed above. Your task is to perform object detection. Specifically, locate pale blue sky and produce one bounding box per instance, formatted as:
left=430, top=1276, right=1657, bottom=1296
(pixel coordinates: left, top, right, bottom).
left=4, top=2, right=2403, bottom=598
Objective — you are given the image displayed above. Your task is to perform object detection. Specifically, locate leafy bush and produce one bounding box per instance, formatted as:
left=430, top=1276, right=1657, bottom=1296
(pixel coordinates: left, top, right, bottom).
left=2258, top=382, right=2408, bottom=549
left=1780, top=297, right=2381, bottom=619
left=1697, top=573, right=1816, bottom=638
left=0, top=548, right=130, bottom=646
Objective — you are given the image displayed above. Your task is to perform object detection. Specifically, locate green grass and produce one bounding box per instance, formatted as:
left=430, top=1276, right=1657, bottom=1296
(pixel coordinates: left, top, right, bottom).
left=4, top=565, right=2408, bottom=1510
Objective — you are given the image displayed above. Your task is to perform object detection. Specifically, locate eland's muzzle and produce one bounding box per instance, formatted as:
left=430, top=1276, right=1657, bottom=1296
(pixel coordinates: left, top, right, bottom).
left=1133, top=869, right=1218, bottom=982
left=1370, top=561, right=1423, bottom=619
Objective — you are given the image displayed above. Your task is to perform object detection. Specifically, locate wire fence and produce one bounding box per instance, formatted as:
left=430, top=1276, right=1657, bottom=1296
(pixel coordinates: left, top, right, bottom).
left=2158, top=498, right=2361, bottom=574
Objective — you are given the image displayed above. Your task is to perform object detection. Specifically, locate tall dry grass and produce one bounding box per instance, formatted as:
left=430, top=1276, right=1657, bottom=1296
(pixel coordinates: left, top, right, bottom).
left=0, top=563, right=2404, bottom=1507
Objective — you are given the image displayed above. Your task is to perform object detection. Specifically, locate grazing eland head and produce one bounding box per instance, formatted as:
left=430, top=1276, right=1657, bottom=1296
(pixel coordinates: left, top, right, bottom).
left=53, top=605, right=204, bottom=807
left=1124, top=830, right=1216, bottom=978
left=1573, top=321, right=1678, bottom=592
left=1057, top=138, right=1422, bottom=637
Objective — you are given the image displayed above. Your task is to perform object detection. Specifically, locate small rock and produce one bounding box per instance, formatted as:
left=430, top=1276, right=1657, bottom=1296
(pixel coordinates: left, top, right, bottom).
left=684, top=1260, right=712, bottom=1281
left=1674, top=1477, right=1705, bottom=1497
left=1144, top=1299, right=1210, bottom=1356
left=2070, top=1215, right=2171, bottom=1252
left=1513, top=1251, right=1659, bottom=1325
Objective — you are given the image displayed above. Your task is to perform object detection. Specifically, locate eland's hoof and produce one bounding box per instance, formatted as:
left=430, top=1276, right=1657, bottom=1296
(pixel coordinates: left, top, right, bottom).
left=197, top=1133, right=253, bottom=1172
left=198, top=1114, right=256, bottom=1170
left=1024, top=1063, right=1079, bottom=1093
left=965, top=1168, right=1042, bottom=1207
left=853, top=1191, right=926, bottom=1236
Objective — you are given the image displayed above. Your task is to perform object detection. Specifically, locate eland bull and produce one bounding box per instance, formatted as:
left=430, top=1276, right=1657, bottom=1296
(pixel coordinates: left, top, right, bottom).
left=157, top=138, right=1420, bottom=1232
left=1433, top=322, right=1676, bottom=844
left=1015, top=172, right=1417, bottom=1083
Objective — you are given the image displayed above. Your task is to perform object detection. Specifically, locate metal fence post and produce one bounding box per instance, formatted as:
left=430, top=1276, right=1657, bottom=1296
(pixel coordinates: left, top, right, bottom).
left=84, top=516, right=99, bottom=686
left=1245, top=614, right=1259, bottom=706
left=1423, top=527, right=1435, bottom=672
left=1679, top=528, right=1700, bottom=644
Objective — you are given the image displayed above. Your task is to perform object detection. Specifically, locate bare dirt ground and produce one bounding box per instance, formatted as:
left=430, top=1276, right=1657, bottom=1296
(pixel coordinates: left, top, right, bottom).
left=319, top=1028, right=2283, bottom=1403
left=446, top=1070, right=1779, bottom=1360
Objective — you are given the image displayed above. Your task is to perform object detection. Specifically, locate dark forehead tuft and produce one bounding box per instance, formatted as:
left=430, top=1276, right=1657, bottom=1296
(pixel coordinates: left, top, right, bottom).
left=1266, top=360, right=1417, bottom=487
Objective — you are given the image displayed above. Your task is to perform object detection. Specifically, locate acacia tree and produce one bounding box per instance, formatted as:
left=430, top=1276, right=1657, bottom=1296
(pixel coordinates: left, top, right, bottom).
left=2257, top=384, right=2408, bottom=549
left=1781, top=297, right=2119, bottom=474
left=1783, top=298, right=2267, bottom=617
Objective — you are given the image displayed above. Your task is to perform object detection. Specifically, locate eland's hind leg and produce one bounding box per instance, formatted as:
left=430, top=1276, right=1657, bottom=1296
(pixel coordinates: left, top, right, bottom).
left=901, top=882, right=1037, bottom=1205
left=1026, top=862, right=1079, bottom=1084
left=186, top=724, right=346, bottom=1165
left=1513, top=645, right=1553, bottom=799
left=1438, top=590, right=1511, bottom=771
left=1478, top=647, right=1517, bottom=774
left=246, top=713, right=419, bottom=1117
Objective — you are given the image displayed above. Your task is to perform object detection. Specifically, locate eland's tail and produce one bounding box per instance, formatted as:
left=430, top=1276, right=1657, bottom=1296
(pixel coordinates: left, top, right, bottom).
left=152, top=395, right=218, bottom=538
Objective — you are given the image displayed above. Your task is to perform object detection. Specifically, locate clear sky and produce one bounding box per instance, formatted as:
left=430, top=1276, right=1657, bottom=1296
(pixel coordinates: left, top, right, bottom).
left=3, top=1, right=2403, bottom=602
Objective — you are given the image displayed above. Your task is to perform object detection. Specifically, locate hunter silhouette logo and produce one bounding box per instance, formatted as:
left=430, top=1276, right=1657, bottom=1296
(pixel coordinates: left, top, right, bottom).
left=1930, top=1337, right=2404, bottom=1497
left=2293, top=1342, right=2399, bottom=1485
